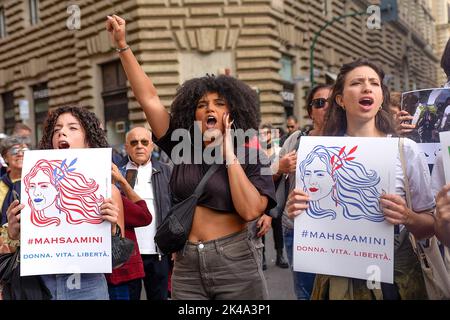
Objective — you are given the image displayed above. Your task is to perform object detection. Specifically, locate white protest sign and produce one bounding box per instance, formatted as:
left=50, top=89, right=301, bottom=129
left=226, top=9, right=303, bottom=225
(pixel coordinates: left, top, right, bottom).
left=20, top=148, right=112, bottom=276
left=294, top=136, right=396, bottom=283
left=439, top=131, right=450, bottom=184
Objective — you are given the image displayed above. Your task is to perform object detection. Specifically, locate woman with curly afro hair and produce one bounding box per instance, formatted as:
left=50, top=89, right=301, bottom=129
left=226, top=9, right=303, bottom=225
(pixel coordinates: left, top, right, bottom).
left=6, top=105, right=125, bottom=300
left=107, top=15, right=276, bottom=300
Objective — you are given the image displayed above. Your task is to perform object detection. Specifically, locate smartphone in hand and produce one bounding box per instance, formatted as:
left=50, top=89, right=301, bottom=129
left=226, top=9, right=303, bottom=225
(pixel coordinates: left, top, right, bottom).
left=125, top=169, right=138, bottom=189
left=12, top=190, right=19, bottom=202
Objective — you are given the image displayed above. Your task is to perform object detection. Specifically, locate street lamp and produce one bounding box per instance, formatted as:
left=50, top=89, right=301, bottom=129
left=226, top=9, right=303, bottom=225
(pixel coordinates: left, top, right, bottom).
left=309, top=11, right=367, bottom=87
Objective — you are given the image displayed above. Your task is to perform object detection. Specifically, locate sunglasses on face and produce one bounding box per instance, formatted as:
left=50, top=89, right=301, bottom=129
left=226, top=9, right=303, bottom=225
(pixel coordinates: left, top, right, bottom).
left=129, top=139, right=150, bottom=147
left=310, top=98, right=328, bottom=109
left=9, top=146, right=29, bottom=156
left=287, top=125, right=295, bottom=129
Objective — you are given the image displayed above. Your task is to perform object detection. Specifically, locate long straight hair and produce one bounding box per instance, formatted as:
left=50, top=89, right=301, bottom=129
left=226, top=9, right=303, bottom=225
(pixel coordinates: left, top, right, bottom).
left=323, top=59, right=396, bottom=136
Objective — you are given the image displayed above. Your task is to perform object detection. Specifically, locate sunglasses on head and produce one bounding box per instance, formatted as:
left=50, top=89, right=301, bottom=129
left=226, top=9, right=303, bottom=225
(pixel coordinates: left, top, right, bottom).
left=9, top=146, right=29, bottom=156
left=310, top=98, right=328, bottom=109
left=130, top=139, right=150, bottom=147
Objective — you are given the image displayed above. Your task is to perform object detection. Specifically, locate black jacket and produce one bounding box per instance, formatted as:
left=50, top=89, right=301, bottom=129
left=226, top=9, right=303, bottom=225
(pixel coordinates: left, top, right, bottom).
left=119, top=159, right=172, bottom=253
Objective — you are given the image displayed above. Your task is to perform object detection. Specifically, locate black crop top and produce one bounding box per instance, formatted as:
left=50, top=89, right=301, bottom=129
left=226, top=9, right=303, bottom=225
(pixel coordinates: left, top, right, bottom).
left=153, top=119, right=277, bottom=214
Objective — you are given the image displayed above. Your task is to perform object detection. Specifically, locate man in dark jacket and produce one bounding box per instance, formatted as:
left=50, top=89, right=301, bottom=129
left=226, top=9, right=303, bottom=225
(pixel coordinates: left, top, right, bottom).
left=120, top=127, right=172, bottom=300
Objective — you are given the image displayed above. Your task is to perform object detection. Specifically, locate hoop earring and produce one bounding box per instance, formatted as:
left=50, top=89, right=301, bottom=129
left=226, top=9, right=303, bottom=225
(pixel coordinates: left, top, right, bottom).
left=187, top=123, right=194, bottom=147
left=231, top=121, right=238, bottom=132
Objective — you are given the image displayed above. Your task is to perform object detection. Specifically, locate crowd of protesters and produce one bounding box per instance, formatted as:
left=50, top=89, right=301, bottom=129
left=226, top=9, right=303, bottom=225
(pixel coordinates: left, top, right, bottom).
left=0, top=14, right=450, bottom=300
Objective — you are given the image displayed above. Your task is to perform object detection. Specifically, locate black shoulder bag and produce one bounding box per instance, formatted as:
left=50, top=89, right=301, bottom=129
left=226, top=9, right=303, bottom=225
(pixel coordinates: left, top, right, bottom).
left=111, top=224, right=135, bottom=268
left=0, top=248, right=52, bottom=300
left=154, top=164, right=220, bottom=255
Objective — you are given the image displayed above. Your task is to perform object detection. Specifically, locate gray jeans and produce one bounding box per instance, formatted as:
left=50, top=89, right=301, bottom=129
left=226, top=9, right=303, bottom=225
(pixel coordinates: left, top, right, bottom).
left=172, top=228, right=268, bottom=300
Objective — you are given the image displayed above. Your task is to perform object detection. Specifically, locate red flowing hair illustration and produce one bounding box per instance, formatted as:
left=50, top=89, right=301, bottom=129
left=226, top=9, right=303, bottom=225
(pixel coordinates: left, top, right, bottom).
left=330, top=145, right=357, bottom=205
left=23, top=159, right=104, bottom=227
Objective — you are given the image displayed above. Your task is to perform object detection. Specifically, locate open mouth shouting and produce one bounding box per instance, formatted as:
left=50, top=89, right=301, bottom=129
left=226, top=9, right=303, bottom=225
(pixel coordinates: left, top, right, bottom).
left=358, top=97, right=375, bottom=111
left=58, top=141, right=70, bottom=149
left=205, top=115, right=217, bottom=130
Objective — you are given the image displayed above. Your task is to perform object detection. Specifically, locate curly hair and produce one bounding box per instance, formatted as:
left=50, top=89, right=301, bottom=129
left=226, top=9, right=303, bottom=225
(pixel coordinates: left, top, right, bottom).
left=170, top=74, right=260, bottom=131
left=323, top=59, right=396, bottom=136
left=39, top=106, right=109, bottom=149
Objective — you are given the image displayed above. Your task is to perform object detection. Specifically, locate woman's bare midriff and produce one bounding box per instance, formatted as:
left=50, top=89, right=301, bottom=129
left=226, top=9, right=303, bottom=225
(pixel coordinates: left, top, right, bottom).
left=189, top=205, right=247, bottom=242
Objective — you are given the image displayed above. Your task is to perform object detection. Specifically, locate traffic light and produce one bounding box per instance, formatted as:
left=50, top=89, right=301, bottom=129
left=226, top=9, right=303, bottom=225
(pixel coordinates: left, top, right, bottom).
left=380, top=0, right=398, bottom=22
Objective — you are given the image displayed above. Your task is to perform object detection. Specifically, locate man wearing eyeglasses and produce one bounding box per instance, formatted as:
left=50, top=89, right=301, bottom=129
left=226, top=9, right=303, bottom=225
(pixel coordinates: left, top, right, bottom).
left=120, top=127, right=172, bottom=300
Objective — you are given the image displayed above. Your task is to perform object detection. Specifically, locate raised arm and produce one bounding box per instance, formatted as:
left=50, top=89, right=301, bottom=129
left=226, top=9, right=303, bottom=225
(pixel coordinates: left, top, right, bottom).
left=111, top=163, right=141, bottom=203
left=111, top=164, right=152, bottom=227
left=106, top=15, right=170, bottom=138
left=100, top=185, right=125, bottom=237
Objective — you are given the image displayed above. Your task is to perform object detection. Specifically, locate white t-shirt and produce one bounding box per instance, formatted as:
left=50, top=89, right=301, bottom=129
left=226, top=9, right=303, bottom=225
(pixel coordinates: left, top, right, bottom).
left=126, top=161, right=157, bottom=254
left=396, top=138, right=435, bottom=213
left=431, top=151, right=446, bottom=197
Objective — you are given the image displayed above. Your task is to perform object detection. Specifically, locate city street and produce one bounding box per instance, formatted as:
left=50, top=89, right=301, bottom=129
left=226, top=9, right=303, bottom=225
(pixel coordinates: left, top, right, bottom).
left=263, top=229, right=296, bottom=300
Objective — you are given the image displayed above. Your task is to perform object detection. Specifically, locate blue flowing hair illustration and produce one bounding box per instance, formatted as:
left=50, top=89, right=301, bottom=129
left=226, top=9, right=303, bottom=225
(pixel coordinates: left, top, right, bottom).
left=298, top=145, right=384, bottom=222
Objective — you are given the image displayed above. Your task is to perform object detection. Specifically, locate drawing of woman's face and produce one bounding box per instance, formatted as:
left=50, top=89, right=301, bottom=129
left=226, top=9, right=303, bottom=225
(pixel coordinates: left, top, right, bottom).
left=27, top=171, right=58, bottom=210
left=304, top=157, right=334, bottom=201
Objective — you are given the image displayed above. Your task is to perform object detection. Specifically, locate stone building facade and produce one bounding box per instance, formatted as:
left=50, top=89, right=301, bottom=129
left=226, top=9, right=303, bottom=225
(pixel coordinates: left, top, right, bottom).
left=432, top=0, right=450, bottom=84
left=0, top=0, right=441, bottom=146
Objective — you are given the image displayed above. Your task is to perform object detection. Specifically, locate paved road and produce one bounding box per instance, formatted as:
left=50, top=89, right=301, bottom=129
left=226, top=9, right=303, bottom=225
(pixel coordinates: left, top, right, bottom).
left=263, top=228, right=296, bottom=300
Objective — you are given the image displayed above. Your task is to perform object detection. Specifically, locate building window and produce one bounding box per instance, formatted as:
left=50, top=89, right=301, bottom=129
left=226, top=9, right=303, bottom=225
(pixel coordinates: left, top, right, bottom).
left=279, top=55, right=293, bottom=82
left=0, top=7, right=6, bottom=38
left=29, top=0, right=39, bottom=25
left=279, top=55, right=295, bottom=117
left=32, top=83, right=49, bottom=143
left=323, top=0, right=333, bottom=20
left=1, top=91, right=15, bottom=134
left=101, top=61, right=129, bottom=148
left=448, top=4, right=450, bottom=23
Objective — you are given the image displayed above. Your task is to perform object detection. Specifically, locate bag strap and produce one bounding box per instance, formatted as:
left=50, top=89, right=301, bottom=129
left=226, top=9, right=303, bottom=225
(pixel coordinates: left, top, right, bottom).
left=398, top=138, right=421, bottom=250
left=293, top=130, right=302, bottom=152
left=193, top=164, right=220, bottom=198
left=397, top=137, right=418, bottom=249
left=398, top=137, right=412, bottom=208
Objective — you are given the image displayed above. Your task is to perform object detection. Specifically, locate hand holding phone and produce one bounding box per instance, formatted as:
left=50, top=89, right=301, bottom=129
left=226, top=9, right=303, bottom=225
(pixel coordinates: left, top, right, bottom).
left=125, top=169, right=138, bottom=189
left=12, top=190, right=19, bottom=202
